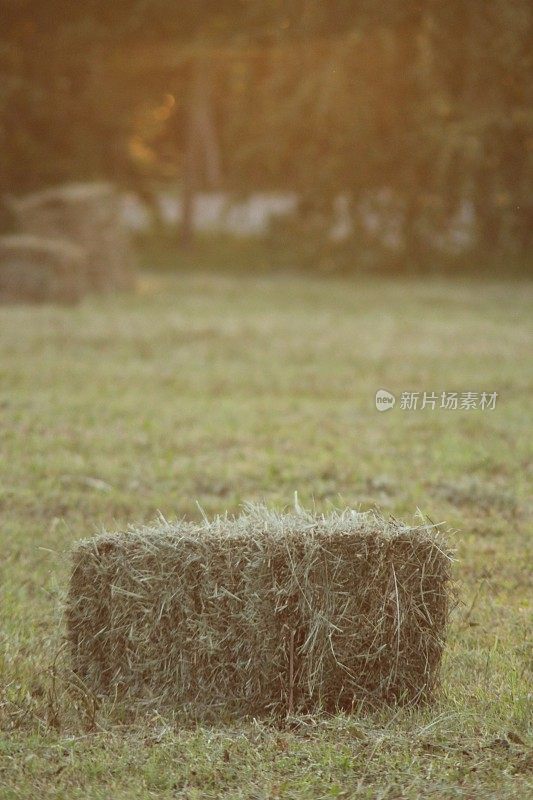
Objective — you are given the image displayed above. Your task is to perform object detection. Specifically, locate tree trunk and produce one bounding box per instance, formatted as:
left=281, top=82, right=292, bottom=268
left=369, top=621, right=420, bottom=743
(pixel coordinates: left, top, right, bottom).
left=181, top=54, right=222, bottom=247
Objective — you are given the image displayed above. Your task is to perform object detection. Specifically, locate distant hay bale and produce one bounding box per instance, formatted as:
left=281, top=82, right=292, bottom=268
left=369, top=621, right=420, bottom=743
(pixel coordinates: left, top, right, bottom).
left=66, top=506, right=453, bottom=718
left=9, top=182, right=135, bottom=292
left=0, top=234, right=86, bottom=304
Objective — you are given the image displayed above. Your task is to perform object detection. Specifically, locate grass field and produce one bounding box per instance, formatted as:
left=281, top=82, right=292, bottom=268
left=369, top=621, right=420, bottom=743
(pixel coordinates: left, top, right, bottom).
left=1, top=272, right=532, bottom=798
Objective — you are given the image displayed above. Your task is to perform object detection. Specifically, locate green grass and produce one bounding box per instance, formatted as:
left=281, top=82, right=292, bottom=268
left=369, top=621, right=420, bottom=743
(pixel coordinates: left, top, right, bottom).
left=1, top=271, right=532, bottom=798
left=135, top=230, right=533, bottom=278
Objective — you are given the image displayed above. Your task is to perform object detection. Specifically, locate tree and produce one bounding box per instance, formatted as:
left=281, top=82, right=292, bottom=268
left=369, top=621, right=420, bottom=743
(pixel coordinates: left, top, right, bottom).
left=1, top=1, right=531, bottom=268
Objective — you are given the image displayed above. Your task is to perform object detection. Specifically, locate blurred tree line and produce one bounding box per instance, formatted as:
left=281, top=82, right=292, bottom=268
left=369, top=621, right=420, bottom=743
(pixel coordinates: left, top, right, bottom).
left=1, top=1, right=531, bottom=272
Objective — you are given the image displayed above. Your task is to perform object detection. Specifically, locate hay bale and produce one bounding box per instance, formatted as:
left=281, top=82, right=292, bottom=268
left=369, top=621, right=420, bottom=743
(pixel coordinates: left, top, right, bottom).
left=9, top=182, right=135, bottom=292
left=0, top=234, right=86, bottom=304
left=66, top=506, right=452, bottom=718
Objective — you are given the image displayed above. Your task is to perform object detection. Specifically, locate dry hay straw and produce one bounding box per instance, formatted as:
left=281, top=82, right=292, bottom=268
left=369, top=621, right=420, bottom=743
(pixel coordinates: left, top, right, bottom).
left=8, top=182, right=135, bottom=292
left=0, top=234, right=86, bottom=304
left=66, top=505, right=453, bottom=719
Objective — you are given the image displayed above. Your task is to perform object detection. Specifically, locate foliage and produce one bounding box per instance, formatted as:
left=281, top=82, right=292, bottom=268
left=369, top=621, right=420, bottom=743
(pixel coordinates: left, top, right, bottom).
left=1, top=1, right=531, bottom=269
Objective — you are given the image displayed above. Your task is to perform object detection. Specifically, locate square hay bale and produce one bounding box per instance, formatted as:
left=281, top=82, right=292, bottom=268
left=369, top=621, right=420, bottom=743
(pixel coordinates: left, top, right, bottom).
left=66, top=506, right=452, bottom=718
left=8, top=182, right=135, bottom=292
left=0, top=234, right=86, bottom=304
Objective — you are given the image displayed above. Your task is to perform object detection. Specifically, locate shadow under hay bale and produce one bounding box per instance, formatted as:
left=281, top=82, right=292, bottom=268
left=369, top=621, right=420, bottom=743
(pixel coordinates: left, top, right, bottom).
left=66, top=506, right=453, bottom=719
left=0, top=234, right=86, bottom=304
left=8, top=183, right=135, bottom=292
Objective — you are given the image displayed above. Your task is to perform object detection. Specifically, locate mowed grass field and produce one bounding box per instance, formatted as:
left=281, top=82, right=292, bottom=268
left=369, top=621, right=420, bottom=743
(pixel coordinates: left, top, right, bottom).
left=1, top=272, right=532, bottom=799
